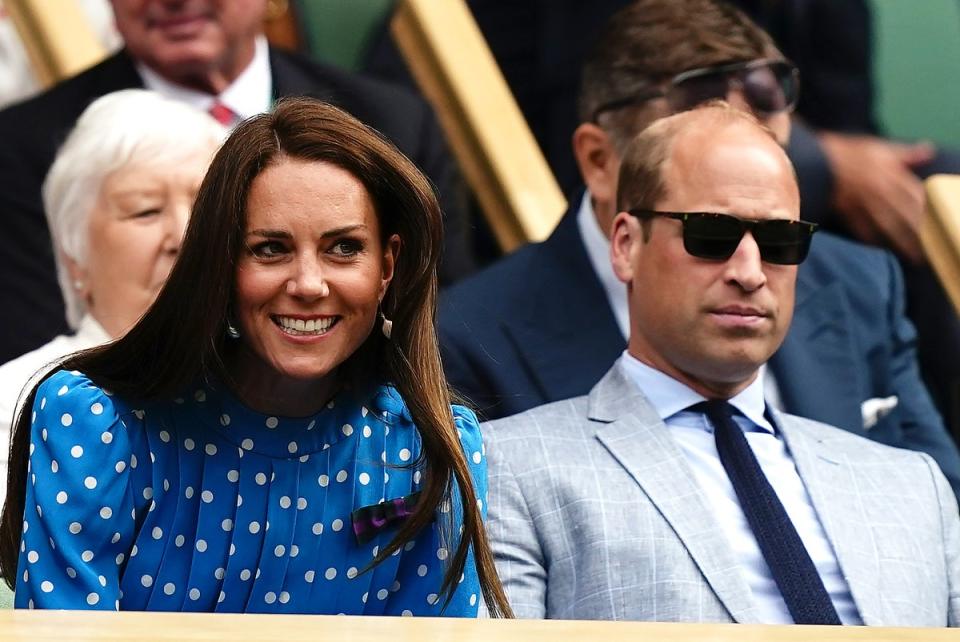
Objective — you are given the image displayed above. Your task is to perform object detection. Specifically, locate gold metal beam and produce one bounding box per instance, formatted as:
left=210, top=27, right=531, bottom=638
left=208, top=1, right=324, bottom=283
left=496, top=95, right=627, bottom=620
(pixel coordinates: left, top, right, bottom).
left=392, top=0, right=566, bottom=251
left=5, top=0, right=106, bottom=88
left=921, top=174, right=960, bottom=316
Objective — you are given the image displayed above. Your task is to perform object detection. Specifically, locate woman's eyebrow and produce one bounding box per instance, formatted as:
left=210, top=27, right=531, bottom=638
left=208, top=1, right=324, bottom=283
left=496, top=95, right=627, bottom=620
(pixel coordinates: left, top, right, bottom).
left=320, top=224, right=366, bottom=238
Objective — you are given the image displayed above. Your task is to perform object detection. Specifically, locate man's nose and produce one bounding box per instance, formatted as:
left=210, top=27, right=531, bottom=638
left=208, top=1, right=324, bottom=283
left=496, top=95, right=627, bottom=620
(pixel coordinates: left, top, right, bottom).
left=723, top=232, right=767, bottom=292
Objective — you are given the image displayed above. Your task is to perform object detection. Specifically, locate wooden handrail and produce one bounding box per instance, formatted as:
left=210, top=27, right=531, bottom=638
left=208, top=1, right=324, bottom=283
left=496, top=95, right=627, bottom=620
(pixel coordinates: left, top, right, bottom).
left=0, top=609, right=955, bottom=641
left=4, top=0, right=106, bottom=88
left=921, top=174, right=960, bottom=317
left=391, top=0, right=567, bottom=251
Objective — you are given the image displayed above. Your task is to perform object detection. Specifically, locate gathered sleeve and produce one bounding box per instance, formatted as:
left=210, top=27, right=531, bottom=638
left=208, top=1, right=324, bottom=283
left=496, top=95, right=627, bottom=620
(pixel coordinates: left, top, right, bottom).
left=14, top=370, right=138, bottom=609
left=382, top=404, right=487, bottom=617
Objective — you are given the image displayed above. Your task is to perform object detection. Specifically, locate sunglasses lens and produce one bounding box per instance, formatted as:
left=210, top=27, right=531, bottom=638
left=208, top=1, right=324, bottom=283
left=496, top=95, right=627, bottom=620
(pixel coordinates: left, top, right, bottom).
left=742, top=63, right=796, bottom=114
left=671, top=73, right=730, bottom=111
left=681, top=214, right=812, bottom=265
left=753, top=220, right=811, bottom=265
left=672, top=62, right=798, bottom=116
left=682, top=214, right=744, bottom=260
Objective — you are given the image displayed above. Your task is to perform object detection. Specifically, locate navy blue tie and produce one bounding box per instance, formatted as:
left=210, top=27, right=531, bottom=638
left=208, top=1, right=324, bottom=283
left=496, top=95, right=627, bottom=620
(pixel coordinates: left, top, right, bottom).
left=698, top=399, right=842, bottom=625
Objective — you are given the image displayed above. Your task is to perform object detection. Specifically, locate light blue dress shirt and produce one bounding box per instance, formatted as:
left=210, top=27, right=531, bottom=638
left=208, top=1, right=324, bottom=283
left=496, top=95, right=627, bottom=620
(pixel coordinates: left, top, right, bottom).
left=619, top=353, right=863, bottom=625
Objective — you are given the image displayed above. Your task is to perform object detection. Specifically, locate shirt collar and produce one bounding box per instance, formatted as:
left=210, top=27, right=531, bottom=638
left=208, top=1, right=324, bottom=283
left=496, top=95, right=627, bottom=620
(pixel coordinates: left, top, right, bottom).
left=576, top=191, right=630, bottom=338
left=135, top=34, right=272, bottom=121
left=619, top=351, right=774, bottom=433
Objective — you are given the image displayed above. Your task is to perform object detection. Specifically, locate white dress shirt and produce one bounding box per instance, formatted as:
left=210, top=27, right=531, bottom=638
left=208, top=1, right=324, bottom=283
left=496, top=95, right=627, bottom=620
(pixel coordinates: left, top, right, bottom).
left=0, top=315, right=110, bottom=500
left=619, top=352, right=862, bottom=624
left=136, top=34, right=273, bottom=125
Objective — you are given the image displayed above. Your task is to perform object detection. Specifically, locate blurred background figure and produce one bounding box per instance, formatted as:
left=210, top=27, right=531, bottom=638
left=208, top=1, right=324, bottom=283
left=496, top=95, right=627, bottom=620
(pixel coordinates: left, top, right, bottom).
left=0, top=89, right=226, bottom=499
left=435, top=0, right=960, bottom=497
left=364, top=0, right=960, bottom=438
left=0, top=0, right=470, bottom=366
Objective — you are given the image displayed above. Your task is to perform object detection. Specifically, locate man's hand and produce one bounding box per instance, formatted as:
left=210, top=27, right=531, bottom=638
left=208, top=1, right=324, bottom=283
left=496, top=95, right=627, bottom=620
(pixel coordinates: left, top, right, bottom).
left=818, top=132, right=935, bottom=264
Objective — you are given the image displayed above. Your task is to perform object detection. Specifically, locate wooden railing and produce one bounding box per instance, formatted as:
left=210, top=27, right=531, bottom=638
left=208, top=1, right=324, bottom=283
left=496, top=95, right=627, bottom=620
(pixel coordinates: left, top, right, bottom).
left=391, top=0, right=566, bottom=251
left=0, top=609, right=953, bottom=642
left=921, top=174, right=960, bottom=317
left=4, top=0, right=105, bottom=89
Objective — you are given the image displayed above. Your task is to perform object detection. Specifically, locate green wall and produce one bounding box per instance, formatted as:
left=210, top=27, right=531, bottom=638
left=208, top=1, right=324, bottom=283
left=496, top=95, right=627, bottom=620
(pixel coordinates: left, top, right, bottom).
left=297, top=0, right=393, bottom=71
left=872, top=0, right=960, bottom=147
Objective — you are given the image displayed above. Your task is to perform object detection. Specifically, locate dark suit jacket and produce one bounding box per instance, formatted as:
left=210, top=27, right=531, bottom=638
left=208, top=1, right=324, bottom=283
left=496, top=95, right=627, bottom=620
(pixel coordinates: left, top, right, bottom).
left=439, top=199, right=960, bottom=497
left=0, top=47, right=470, bottom=363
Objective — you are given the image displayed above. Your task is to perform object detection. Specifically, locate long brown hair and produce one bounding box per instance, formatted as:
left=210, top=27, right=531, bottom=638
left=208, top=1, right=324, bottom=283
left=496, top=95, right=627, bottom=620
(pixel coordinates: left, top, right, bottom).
left=1, top=98, right=511, bottom=616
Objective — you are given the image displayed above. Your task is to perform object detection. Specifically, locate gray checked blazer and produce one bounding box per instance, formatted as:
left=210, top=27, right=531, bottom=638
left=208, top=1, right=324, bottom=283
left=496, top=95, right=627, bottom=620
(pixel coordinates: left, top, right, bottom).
left=484, top=358, right=960, bottom=625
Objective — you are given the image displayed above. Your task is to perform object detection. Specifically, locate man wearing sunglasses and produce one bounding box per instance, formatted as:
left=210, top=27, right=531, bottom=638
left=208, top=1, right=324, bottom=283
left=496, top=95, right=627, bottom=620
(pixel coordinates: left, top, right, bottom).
left=484, top=102, right=960, bottom=625
left=439, top=0, right=960, bottom=496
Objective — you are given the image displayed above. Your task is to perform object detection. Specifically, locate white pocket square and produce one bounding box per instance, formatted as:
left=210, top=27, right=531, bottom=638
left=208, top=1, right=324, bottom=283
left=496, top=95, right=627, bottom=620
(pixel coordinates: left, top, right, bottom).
left=861, top=395, right=898, bottom=430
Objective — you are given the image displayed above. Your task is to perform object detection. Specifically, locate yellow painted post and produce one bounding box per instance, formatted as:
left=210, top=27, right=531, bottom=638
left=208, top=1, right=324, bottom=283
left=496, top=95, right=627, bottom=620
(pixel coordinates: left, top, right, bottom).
left=5, top=0, right=106, bottom=87
left=392, top=0, right=566, bottom=251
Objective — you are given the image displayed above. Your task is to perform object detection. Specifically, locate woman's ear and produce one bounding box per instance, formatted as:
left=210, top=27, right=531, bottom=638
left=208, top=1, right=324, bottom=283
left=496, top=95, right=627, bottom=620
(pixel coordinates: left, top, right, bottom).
left=379, top=234, right=401, bottom=299
left=61, top=250, right=90, bottom=300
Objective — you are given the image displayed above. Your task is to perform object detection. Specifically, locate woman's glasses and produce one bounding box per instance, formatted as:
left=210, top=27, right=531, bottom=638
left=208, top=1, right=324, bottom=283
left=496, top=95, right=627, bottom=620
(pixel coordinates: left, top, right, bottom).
left=627, top=209, right=818, bottom=265
left=593, top=59, right=800, bottom=121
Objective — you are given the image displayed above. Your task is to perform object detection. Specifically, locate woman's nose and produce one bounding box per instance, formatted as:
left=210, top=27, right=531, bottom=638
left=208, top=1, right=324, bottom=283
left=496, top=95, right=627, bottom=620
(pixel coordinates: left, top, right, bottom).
left=163, top=203, right=191, bottom=252
left=286, top=255, right=330, bottom=299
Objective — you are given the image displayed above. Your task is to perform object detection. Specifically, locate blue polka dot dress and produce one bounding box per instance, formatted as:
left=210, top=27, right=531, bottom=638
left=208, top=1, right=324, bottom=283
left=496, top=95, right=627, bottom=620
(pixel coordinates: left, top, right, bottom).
left=14, top=369, right=486, bottom=615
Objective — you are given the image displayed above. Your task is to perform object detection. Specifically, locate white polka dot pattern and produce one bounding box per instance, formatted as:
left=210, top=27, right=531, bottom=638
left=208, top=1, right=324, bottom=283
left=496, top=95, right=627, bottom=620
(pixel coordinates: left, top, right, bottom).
left=14, top=369, right=486, bottom=617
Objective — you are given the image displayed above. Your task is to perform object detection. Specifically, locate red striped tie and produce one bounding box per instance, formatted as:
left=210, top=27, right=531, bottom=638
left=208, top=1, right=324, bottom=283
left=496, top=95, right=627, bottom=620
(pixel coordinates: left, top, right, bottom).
left=208, top=101, right=235, bottom=126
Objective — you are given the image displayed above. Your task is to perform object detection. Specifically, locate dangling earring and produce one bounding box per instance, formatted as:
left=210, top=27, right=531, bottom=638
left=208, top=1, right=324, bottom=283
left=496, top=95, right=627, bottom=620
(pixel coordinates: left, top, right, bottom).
left=226, top=316, right=240, bottom=339
left=380, top=309, right=393, bottom=340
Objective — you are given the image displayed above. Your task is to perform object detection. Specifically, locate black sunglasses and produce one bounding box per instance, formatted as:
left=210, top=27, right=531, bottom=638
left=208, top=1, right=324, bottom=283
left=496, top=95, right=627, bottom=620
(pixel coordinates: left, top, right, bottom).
left=593, top=59, right=799, bottom=122
left=627, top=209, right=817, bottom=265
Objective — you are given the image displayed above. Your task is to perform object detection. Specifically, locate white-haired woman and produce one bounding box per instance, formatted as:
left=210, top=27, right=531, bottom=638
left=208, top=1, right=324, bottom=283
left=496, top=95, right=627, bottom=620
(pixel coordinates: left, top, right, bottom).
left=0, top=90, right=225, bottom=496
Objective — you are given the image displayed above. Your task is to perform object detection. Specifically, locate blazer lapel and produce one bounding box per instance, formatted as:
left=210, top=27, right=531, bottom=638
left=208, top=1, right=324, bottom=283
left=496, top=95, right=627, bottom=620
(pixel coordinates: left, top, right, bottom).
left=503, top=206, right=626, bottom=403
left=775, top=412, right=883, bottom=625
left=590, top=366, right=760, bottom=623
left=770, top=274, right=864, bottom=435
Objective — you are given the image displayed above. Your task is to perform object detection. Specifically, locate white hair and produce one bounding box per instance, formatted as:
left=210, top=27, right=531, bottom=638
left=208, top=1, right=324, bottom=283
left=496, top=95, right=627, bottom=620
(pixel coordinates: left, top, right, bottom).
left=41, top=89, right=228, bottom=330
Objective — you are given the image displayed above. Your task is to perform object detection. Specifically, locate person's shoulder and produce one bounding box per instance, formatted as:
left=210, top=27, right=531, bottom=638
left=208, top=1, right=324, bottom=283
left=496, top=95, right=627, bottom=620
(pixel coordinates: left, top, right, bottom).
left=0, top=335, right=79, bottom=418
left=482, top=394, right=589, bottom=440
left=34, top=369, right=134, bottom=423
left=803, top=231, right=895, bottom=286
left=0, top=51, right=132, bottom=135
left=778, top=409, right=929, bottom=461
left=270, top=47, right=425, bottom=116
left=440, top=241, right=548, bottom=316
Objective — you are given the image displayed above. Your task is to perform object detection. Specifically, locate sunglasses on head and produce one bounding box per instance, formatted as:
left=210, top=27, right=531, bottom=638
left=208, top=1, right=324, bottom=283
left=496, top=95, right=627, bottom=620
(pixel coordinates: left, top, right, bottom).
left=592, top=59, right=800, bottom=122
left=627, top=209, right=817, bottom=265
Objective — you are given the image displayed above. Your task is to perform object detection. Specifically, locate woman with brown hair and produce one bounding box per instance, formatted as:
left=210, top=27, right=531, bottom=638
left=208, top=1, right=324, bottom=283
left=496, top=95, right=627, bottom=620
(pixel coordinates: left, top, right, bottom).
left=0, top=98, right=510, bottom=617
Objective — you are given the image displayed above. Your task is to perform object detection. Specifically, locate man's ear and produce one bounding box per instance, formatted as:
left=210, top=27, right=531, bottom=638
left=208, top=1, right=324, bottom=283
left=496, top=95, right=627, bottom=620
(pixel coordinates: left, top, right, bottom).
left=572, top=123, right=620, bottom=205
left=610, top=211, right=641, bottom=285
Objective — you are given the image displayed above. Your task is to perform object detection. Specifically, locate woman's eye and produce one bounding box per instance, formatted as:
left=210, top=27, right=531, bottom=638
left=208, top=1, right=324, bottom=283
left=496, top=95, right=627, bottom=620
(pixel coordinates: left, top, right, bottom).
left=330, top=239, right=363, bottom=257
left=250, top=241, right=287, bottom=258
left=129, top=208, right=161, bottom=220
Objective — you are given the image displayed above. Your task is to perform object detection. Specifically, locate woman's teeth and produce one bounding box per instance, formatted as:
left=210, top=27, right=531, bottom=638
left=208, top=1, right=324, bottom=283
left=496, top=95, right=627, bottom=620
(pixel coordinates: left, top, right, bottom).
left=273, top=316, right=337, bottom=335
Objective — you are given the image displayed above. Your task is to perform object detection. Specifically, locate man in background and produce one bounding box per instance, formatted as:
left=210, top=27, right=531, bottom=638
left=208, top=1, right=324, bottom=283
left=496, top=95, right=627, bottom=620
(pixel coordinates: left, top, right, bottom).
left=439, top=0, right=960, bottom=495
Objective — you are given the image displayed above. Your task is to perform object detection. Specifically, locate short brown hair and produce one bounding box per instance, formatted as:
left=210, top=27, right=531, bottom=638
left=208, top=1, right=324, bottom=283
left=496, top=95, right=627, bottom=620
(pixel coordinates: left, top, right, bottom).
left=578, top=0, right=778, bottom=150
left=616, top=101, right=780, bottom=214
